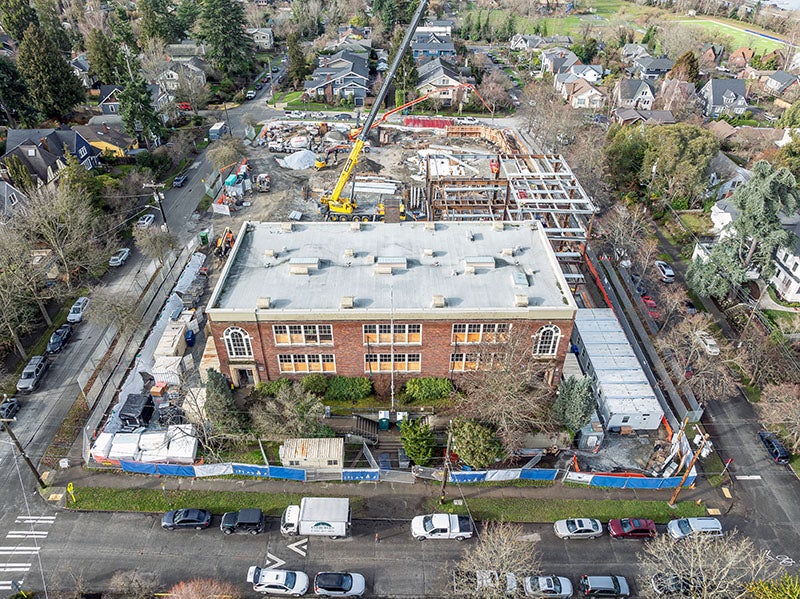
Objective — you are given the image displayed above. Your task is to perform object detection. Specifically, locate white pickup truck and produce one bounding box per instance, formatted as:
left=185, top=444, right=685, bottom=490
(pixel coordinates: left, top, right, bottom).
left=411, top=513, right=474, bottom=541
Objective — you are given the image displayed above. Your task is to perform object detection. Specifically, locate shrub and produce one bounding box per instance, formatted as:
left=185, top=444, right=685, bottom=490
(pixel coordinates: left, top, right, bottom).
left=301, top=373, right=329, bottom=395
left=404, top=377, right=453, bottom=403
left=255, top=378, right=293, bottom=398
left=325, top=376, right=373, bottom=403
left=400, top=419, right=435, bottom=466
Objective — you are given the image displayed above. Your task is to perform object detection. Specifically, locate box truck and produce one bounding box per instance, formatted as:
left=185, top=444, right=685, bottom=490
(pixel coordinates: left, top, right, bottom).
left=281, top=497, right=350, bottom=538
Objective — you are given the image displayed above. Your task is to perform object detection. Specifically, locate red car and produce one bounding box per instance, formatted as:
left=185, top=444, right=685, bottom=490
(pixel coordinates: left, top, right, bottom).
left=607, top=518, right=656, bottom=539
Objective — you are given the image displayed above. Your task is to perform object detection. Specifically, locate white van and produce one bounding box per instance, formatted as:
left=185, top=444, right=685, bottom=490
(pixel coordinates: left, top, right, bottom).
left=67, top=297, right=90, bottom=323
left=667, top=517, right=723, bottom=540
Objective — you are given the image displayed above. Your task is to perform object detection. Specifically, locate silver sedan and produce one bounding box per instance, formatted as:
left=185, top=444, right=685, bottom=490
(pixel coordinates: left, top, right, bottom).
left=553, top=518, right=603, bottom=539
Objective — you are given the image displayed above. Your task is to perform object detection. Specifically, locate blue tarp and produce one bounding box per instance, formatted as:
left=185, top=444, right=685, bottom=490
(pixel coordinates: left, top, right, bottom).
left=156, top=464, right=195, bottom=477
left=519, top=468, right=558, bottom=481
left=590, top=475, right=629, bottom=488
left=120, top=461, right=158, bottom=474
left=623, top=477, right=664, bottom=489
left=269, top=466, right=306, bottom=481
left=342, top=469, right=380, bottom=481
left=232, top=464, right=270, bottom=478
left=450, top=471, right=487, bottom=483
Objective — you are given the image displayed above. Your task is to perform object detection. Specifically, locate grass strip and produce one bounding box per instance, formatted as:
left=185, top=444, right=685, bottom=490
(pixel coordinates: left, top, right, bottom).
left=428, top=497, right=707, bottom=523
left=70, top=487, right=365, bottom=516
left=40, top=395, right=89, bottom=470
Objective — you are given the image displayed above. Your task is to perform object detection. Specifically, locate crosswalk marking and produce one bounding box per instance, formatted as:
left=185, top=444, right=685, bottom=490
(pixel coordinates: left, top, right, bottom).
left=14, top=516, right=55, bottom=524
left=0, top=564, right=31, bottom=572
left=735, top=475, right=762, bottom=480
left=6, top=532, right=48, bottom=539
left=0, top=548, right=40, bottom=555
left=0, top=512, right=56, bottom=591
left=0, top=581, right=23, bottom=591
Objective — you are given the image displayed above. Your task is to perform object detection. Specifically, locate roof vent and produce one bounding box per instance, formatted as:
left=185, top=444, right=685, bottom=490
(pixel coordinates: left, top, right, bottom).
left=512, top=272, right=529, bottom=287
left=264, top=249, right=276, bottom=258
left=432, top=295, right=446, bottom=308
left=374, top=265, right=394, bottom=275
left=289, top=257, right=320, bottom=269
left=27, top=148, right=36, bottom=157
left=290, top=265, right=310, bottom=275
left=465, top=265, right=475, bottom=275
left=377, top=256, right=407, bottom=269
left=343, top=248, right=355, bottom=258
left=501, top=247, right=514, bottom=257
left=514, top=294, right=529, bottom=307
left=493, top=222, right=505, bottom=232
left=281, top=222, right=293, bottom=232
left=257, top=297, right=271, bottom=309
left=340, top=296, right=354, bottom=309
left=425, top=222, right=436, bottom=231
left=350, top=221, right=361, bottom=231
left=466, top=229, right=474, bottom=241
left=464, top=256, right=496, bottom=270
left=422, top=248, right=434, bottom=257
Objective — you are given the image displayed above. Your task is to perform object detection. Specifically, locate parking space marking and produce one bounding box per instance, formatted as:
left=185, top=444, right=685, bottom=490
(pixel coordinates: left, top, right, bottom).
left=287, top=538, right=308, bottom=557
left=735, top=475, right=762, bottom=480
left=264, top=552, right=286, bottom=569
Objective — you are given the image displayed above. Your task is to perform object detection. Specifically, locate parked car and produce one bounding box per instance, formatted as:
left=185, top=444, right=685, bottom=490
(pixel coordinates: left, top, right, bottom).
left=272, top=66, right=279, bottom=72
left=161, top=508, right=212, bottom=530
left=67, top=297, right=90, bottom=323
left=245, top=90, right=256, bottom=100
left=109, top=248, right=131, bottom=267
left=172, top=173, right=188, bottom=188
left=0, top=396, right=20, bottom=428
left=654, top=260, right=675, bottom=283
left=16, top=356, right=48, bottom=392
left=455, top=116, right=480, bottom=125
left=475, top=571, right=517, bottom=596
left=248, top=567, right=308, bottom=596
left=313, top=572, right=366, bottom=597
left=46, top=324, right=73, bottom=353
left=136, top=214, right=155, bottom=228
left=607, top=518, right=656, bottom=539
left=334, top=113, right=352, bottom=121
left=554, top=518, right=603, bottom=539
left=650, top=573, right=700, bottom=596
left=666, top=517, right=722, bottom=540
left=694, top=331, right=720, bottom=356
left=641, top=295, right=657, bottom=309
left=220, top=508, right=265, bottom=535
left=579, top=575, right=630, bottom=598
left=255, top=83, right=263, bottom=90
left=523, top=575, right=573, bottom=597
left=758, top=431, right=790, bottom=464
left=262, top=76, right=271, bottom=83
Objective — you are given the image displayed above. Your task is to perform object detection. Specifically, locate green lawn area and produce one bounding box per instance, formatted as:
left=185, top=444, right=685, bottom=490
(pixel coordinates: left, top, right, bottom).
left=678, top=212, right=712, bottom=236
left=283, top=91, right=303, bottom=103
left=791, top=454, right=800, bottom=477
left=429, top=497, right=706, bottom=522
left=70, top=487, right=366, bottom=516
left=676, top=18, right=783, bottom=53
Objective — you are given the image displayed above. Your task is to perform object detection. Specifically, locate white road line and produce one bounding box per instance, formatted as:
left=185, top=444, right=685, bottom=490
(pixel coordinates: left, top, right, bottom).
left=265, top=552, right=286, bottom=570
left=15, top=516, right=55, bottom=524
left=0, top=548, right=40, bottom=555
left=0, top=565, right=31, bottom=572
left=735, top=475, right=763, bottom=480
left=6, top=532, right=48, bottom=539
left=0, top=581, right=22, bottom=590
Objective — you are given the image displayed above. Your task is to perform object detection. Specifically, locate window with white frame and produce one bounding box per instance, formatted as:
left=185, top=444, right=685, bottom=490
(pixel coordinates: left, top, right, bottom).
left=451, top=323, right=509, bottom=344
left=364, top=353, right=421, bottom=372
left=277, top=354, right=336, bottom=373
left=532, top=324, right=560, bottom=356
left=224, top=326, right=253, bottom=358
left=363, top=323, right=421, bottom=345
left=449, top=353, right=503, bottom=372
left=273, top=324, right=333, bottom=345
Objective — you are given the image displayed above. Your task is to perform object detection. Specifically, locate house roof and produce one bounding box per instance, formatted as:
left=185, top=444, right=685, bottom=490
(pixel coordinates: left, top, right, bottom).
left=305, top=50, right=370, bottom=92
left=417, top=58, right=469, bottom=89
left=542, top=48, right=580, bottom=73
left=0, top=180, right=25, bottom=221
left=701, top=43, right=725, bottom=58
left=769, top=70, right=798, bottom=92
left=73, top=124, right=136, bottom=150
left=612, top=108, right=675, bottom=124
left=511, top=34, right=543, bottom=49
left=705, top=78, right=747, bottom=105
left=637, top=56, right=675, bottom=72
left=70, top=55, right=90, bottom=73
left=5, top=127, right=98, bottom=164
left=572, top=64, right=602, bottom=78
left=705, top=119, right=737, bottom=140
left=617, top=78, right=654, bottom=100
left=730, top=47, right=754, bottom=62
left=98, top=84, right=123, bottom=105
left=2, top=143, right=63, bottom=185
left=544, top=35, right=573, bottom=45
left=567, top=78, right=604, bottom=98
left=621, top=43, right=648, bottom=56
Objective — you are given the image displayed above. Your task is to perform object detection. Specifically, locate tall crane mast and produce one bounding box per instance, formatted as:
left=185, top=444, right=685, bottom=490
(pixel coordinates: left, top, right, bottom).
left=320, top=0, right=429, bottom=213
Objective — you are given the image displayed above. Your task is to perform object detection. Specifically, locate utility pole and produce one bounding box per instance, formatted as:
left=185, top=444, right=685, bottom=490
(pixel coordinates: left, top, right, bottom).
left=439, top=426, right=453, bottom=505
left=144, top=182, right=169, bottom=232
left=669, top=433, right=709, bottom=507
left=2, top=420, right=47, bottom=488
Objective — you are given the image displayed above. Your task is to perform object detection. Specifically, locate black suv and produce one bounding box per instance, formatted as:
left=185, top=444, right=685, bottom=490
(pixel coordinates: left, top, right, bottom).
left=759, top=431, right=790, bottom=464
left=220, top=508, right=265, bottom=535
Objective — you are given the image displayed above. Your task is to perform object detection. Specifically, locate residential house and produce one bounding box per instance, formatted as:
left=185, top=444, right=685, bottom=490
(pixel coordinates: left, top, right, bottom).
left=553, top=64, right=602, bottom=94
left=510, top=34, right=544, bottom=52
left=765, top=70, right=799, bottom=96
left=148, top=83, right=173, bottom=116
left=5, top=127, right=100, bottom=170
left=98, top=85, right=123, bottom=115
left=699, top=43, right=725, bottom=69
left=728, top=47, right=755, bottom=71
left=417, top=19, right=454, bottom=35
left=699, top=78, right=748, bottom=117
left=303, top=50, right=370, bottom=106
left=0, top=180, right=26, bottom=223
left=563, top=79, right=605, bottom=109
left=165, top=39, right=208, bottom=61
left=73, top=123, right=139, bottom=158
left=544, top=35, right=574, bottom=46
left=337, top=25, right=372, bottom=40
left=762, top=48, right=786, bottom=68
left=376, top=49, right=389, bottom=72
left=0, top=143, right=66, bottom=189
left=411, top=31, right=456, bottom=62
left=540, top=47, right=580, bottom=75
left=772, top=227, right=800, bottom=302
left=707, top=152, right=751, bottom=211
left=246, top=27, right=273, bottom=50
left=157, top=60, right=207, bottom=93
left=415, top=58, right=473, bottom=105
left=634, top=55, right=674, bottom=80
left=740, top=66, right=775, bottom=83
left=611, top=108, right=675, bottom=125
left=621, top=43, right=650, bottom=63
left=326, top=38, right=371, bottom=58
left=613, top=78, right=655, bottom=110
left=70, top=55, right=95, bottom=88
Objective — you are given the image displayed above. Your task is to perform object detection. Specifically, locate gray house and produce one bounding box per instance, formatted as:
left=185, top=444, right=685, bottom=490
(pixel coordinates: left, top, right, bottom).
left=699, top=78, right=748, bottom=117
left=613, top=78, right=655, bottom=110
left=0, top=180, right=26, bottom=223
left=634, top=56, right=674, bottom=80
left=5, top=127, right=100, bottom=170
left=304, top=51, right=369, bottom=106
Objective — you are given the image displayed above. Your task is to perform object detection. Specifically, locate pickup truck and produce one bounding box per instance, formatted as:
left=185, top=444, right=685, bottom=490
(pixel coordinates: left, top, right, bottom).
left=411, top=513, right=474, bottom=541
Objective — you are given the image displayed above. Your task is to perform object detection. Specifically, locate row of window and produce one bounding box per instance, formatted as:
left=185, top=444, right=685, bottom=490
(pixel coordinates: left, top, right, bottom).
left=223, top=323, right=562, bottom=356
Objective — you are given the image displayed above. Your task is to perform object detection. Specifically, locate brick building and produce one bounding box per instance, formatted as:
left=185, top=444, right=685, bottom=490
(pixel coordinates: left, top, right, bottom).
left=205, top=221, right=578, bottom=387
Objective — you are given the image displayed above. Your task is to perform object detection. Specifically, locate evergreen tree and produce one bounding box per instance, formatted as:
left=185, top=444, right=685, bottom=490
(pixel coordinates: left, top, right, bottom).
left=553, top=376, right=594, bottom=431
left=17, top=23, right=85, bottom=120
left=4, top=155, right=34, bottom=191
left=197, top=0, right=251, bottom=74
left=110, top=6, right=137, bottom=48
left=119, top=76, right=164, bottom=148
left=452, top=418, right=503, bottom=469
left=379, top=0, right=397, bottom=33
left=0, top=0, right=39, bottom=43
left=399, top=419, right=435, bottom=466
left=641, top=25, right=656, bottom=51
left=86, top=29, right=122, bottom=84
left=205, top=369, right=245, bottom=434
left=461, top=12, right=472, bottom=41
left=33, top=0, right=71, bottom=54
left=481, top=11, right=492, bottom=41
left=389, top=26, right=417, bottom=106
left=501, top=13, right=516, bottom=42
left=176, top=0, right=199, bottom=35
left=286, top=32, right=309, bottom=89
left=139, top=0, right=184, bottom=43
left=670, top=50, right=699, bottom=83
left=0, top=57, right=35, bottom=127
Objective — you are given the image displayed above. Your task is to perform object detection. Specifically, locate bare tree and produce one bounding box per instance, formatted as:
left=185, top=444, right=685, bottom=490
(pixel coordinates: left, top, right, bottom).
left=656, top=22, right=708, bottom=59
left=138, top=37, right=168, bottom=83
left=86, top=284, right=140, bottom=336
left=449, top=522, right=541, bottom=598
left=454, top=326, right=557, bottom=451
left=636, top=530, right=776, bottom=599
left=207, top=136, right=245, bottom=171
left=597, top=203, right=653, bottom=263
left=478, top=69, right=515, bottom=113
left=0, top=230, right=57, bottom=326
left=133, top=226, right=177, bottom=265
left=174, top=71, right=209, bottom=113
left=653, top=282, right=692, bottom=331
left=758, top=383, right=800, bottom=452
left=249, top=382, right=328, bottom=440
left=737, top=324, right=800, bottom=388
left=168, top=579, right=241, bottom=599
left=244, top=3, right=267, bottom=28
left=657, top=79, right=704, bottom=120
left=519, top=80, right=581, bottom=153
left=109, top=570, right=159, bottom=599
left=563, top=127, right=611, bottom=208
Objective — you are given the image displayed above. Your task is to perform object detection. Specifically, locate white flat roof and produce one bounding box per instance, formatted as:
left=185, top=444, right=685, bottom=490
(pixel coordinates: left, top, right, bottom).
left=208, top=221, right=577, bottom=319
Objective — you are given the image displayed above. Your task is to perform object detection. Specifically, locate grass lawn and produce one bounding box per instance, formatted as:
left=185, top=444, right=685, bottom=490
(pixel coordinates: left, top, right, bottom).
left=70, top=488, right=364, bottom=516
left=675, top=18, right=783, bottom=53
left=790, top=455, right=800, bottom=477
left=196, top=194, right=213, bottom=213
left=283, top=91, right=303, bottom=103
left=429, top=497, right=706, bottom=522
left=678, top=212, right=712, bottom=236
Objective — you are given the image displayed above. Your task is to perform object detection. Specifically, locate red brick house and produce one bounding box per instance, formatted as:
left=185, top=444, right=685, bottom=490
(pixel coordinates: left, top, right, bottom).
left=205, top=221, right=577, bottom=387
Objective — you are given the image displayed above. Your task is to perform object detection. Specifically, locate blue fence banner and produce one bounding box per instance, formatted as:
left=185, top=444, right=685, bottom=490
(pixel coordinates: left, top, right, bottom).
left=120, top=461, right=158, bottom=474
left=342, top=469, right=380, bottom=481
left=450, top=471, right=487, bottom=483
left=269, top=466, right=307, bottom=481
left=232, top=464, right=271, bottom=478
left=590, top=475, right=629, bottom=488
left=623, top=477, right=664, bottom=489
left=156, top=464, right=195, bottom=477
left=519, top=468, right=559, bottom=481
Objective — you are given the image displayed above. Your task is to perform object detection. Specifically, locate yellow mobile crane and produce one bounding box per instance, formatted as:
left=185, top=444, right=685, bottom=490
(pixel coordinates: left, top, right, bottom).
left=318, top=0, right=429, bottom=221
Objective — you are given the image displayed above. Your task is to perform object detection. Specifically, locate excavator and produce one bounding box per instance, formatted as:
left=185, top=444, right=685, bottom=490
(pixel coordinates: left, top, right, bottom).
left=318, top=0, right=430, bottom=222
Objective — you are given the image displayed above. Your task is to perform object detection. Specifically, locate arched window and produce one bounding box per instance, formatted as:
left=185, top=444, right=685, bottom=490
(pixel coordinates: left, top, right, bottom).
left=224, top=327, right=253, bottom=358
left=533, top=325, right=560, bottom=356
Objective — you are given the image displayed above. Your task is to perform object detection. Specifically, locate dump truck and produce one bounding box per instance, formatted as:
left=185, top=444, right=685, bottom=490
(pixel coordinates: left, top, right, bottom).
left=411, top=513, right=474, bottom=541
left=280, top=497, right=351, bottom=539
